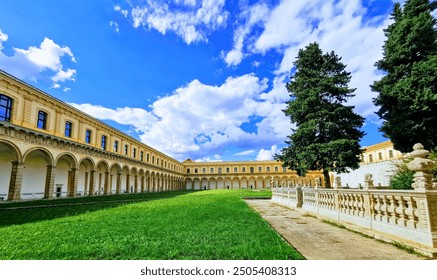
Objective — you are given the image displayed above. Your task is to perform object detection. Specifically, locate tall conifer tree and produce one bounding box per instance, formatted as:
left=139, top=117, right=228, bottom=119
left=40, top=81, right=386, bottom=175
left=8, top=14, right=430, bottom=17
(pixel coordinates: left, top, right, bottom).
left=372, top=0, right=437, bottom=152
left=276, top=42, right=364, bottom=188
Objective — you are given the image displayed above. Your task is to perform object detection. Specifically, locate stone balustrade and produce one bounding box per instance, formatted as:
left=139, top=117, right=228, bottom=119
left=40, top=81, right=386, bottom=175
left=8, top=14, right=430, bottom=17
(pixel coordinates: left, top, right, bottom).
left=272, top=144, right=437, bottom=257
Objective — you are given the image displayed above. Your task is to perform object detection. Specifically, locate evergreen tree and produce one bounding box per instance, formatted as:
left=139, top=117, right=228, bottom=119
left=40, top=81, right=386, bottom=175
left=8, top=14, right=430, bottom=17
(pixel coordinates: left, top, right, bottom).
left=372, top=0, right=437, bottom=152
left=276, top=42, right=365, bottom=188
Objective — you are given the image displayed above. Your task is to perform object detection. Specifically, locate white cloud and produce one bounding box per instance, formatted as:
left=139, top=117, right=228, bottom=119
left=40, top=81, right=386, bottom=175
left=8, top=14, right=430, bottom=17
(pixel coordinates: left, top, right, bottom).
left=110, top=21, right=120, bottom=33
left=223, top=3, right=269, bottom=66
left=0, top=29, right=8, bottom=50
left=233, top=150, right=255, bottom=156
left=71, top=73, right=293, bottom=160
left=0, top=30, right=77, bottom=89
left=256, top=145, right=279, bottom=161
left=52, top=68, right=76, bottom=83
left=231, top=0, right=392, bottom=120
left=128, top=0, right=228, bottom=44
left=114, top=5, right=129, bottom=17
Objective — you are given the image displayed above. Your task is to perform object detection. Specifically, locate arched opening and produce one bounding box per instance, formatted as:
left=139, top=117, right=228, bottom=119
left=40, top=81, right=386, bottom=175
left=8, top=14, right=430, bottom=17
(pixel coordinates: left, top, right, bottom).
left=110, top=163, right=121, bottom=194
left=0, top=141, right=21, bottom=201
left=121, top=166, right=129, bottom=193
left=96, top=161, right=109, bottom=195
left=22, top=148, right=54, bottom=199
left=55, top=153, right=78, bottom=197
left=78, top=158, right=94, bottom=196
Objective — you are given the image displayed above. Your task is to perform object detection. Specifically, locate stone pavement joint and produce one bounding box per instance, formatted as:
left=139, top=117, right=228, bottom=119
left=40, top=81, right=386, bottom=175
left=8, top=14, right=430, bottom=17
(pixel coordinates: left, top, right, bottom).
left=245, top=199, right=427, bottom=260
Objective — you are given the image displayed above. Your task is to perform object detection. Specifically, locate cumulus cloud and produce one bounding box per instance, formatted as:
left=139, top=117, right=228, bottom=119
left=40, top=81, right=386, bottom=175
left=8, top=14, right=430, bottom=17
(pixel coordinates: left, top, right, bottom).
left=0, top=29, right=77, bottom=89
left=256, top=145, right=279, bottom=161
left=223, top=3, right=269, bottom=66
left=71, top=73, right=293, bottom=161
left=120, top=0, right=228, bottom=44
left=226, top=0, right=392, bottom=121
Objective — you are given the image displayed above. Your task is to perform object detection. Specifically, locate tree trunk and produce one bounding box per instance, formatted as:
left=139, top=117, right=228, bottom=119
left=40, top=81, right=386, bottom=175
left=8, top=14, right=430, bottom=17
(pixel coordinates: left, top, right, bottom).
left=323, top=169, right=331, bottom=188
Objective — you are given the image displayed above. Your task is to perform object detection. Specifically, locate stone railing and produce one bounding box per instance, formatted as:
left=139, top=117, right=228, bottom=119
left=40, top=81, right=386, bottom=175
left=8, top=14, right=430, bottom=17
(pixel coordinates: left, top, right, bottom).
left=272, top=143, right=437, bottom=257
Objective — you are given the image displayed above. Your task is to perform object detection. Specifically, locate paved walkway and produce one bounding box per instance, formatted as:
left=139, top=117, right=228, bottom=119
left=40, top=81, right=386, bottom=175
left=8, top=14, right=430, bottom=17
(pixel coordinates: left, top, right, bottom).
left=245, top=199, right=427, bottom=260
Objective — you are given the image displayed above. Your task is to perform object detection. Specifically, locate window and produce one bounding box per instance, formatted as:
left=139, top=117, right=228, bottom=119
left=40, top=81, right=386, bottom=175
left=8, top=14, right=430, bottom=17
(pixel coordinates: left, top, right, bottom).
left=187, top=168, right=191, bottom=174
left=124, top=145, right=128, bottom=155
left=37, top=111, right=47, bottom=129
left=369, top=154, right=373, bottom=163
left=140, top=151, right=144, bottom=161
left=0, top=94, right=13, bottom=122
left=133, top=148, right=137, bottom=158
left=218, top=167, right=222, bottom=173
left=114, top=141, right=119, bottom=152
left=242, top=167, right=246, bottom=172
left=250, top=167, right=254, bottom=173
left=202, top=168, right=206, bottom=173
left=85, top=129, right=91, bottom=144
left=101, top=135, right=107, bottom=150
left=283, top=167, right=287, bottom=172
left=152, top=156, right=155, bottom=164
left=226, top=167, right=230, bottom=173
left=266, top=166, right=270, bottom=172
left=258, top=167, right=262, bottom=172
left=195, top=168, right=198, bottom=173
left=274, top=166, right=279, bottom=172
left=378, top=152, right=383, bottom=160
left=146, top=154, right=150, bottom=162
left=389, top=150, right=393, bottom=159
left=234, top=167, right=238, bottom=172
left=65, top=121, right=72, bottom=137
left=210, top=168, right=214, bottom=173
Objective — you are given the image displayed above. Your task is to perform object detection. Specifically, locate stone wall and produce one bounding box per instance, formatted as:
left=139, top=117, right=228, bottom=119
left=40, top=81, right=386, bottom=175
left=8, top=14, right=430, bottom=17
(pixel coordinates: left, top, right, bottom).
left=273, top=144, right=437, bottom=258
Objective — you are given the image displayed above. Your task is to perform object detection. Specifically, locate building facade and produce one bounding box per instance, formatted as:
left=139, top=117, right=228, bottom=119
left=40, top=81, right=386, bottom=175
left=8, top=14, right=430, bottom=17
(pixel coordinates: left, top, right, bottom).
left=0, top=70, right=322, bottom=201
left=330, top=140, right=404, bottom=188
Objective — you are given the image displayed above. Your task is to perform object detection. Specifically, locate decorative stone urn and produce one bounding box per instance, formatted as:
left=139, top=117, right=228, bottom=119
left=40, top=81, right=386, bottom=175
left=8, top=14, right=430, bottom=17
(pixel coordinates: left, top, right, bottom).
left=407, top=143, right=436, bottom=191
left=334, top=176, right=342, bottom=189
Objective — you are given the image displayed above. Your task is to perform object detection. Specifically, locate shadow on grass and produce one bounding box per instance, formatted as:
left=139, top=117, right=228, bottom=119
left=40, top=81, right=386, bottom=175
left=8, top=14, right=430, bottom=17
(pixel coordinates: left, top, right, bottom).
left=0, top=191, right=191, bottom=228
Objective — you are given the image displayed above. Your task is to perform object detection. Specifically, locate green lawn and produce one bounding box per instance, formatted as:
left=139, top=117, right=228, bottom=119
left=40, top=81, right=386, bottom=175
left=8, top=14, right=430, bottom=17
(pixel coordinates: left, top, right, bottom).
left=0, top=190, right=304, bottom=260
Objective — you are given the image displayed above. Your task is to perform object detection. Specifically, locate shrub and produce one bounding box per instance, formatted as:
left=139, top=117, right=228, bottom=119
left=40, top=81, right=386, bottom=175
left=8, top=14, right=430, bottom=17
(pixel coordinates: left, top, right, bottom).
left=390, top=160, right=414, bottom=190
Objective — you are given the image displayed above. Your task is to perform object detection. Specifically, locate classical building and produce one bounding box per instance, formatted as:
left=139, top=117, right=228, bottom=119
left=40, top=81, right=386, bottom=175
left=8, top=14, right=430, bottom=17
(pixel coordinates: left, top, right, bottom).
left=330, top=140, right=404, bottom=188
left=0, top=70, right=322, bottom=201
left=184, top=159, right=322, bottom=190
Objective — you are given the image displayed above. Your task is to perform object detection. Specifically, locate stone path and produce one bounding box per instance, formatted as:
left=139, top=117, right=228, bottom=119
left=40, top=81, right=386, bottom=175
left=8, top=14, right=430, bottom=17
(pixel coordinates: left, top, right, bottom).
left=245, top=199, right=427, bottom=260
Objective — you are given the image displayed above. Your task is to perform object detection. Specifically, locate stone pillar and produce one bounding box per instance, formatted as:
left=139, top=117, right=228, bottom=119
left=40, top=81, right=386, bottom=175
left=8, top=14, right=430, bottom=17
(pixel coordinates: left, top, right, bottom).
left=67, top=168, right=79, bottom=197
left=363, top=173, right=374, bottom=190
left=104, top=172, right=110, bottom=194
left=407, top=143, right=436, bottom=191
left=116, top=173, right=121, bottom=194
left=7, top=161, right=24, bottom=201
left=141, top=176, right=145, bottom=192
left=406, top=143, right=437, bottom=250
left=126, top=174, right=130, bottom=193
left=89, top=170, right=96, bottom=195
left=134, top=175, right=138, bottom=193
left=44, top=165, right=55, bottom=199
left=84, top=172, right=89, bottom=195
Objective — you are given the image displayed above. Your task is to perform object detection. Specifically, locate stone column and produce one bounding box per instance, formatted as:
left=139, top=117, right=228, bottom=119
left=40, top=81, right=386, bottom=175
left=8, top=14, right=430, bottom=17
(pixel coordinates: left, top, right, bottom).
left=141, top=176, right=145, bottom=192
left=44, top=165, right=55, bottom=199
left=125, top=174, right=130, bottom=193
left=104, top=172, right=110, bottom=194
left=89, top=170, right=96, bottom=195
left=134, top=175, right=138, bottom=193
left=84, top=172, right=89, bottom=195
left=116, top=173, right=121, bottom=194
left=7, top=161, right=24, bottom=201
left=67, top=168, right=79, bottom=197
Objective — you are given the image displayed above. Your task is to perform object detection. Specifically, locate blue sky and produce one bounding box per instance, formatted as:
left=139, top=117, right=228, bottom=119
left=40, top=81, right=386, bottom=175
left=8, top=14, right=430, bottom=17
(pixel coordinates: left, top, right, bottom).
left=0, top=0, right=409, bottom=162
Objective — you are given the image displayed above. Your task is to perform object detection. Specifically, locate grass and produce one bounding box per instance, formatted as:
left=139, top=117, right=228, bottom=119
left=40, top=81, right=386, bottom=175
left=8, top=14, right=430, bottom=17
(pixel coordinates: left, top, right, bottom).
left=0, top=189, right=304, bottom=260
